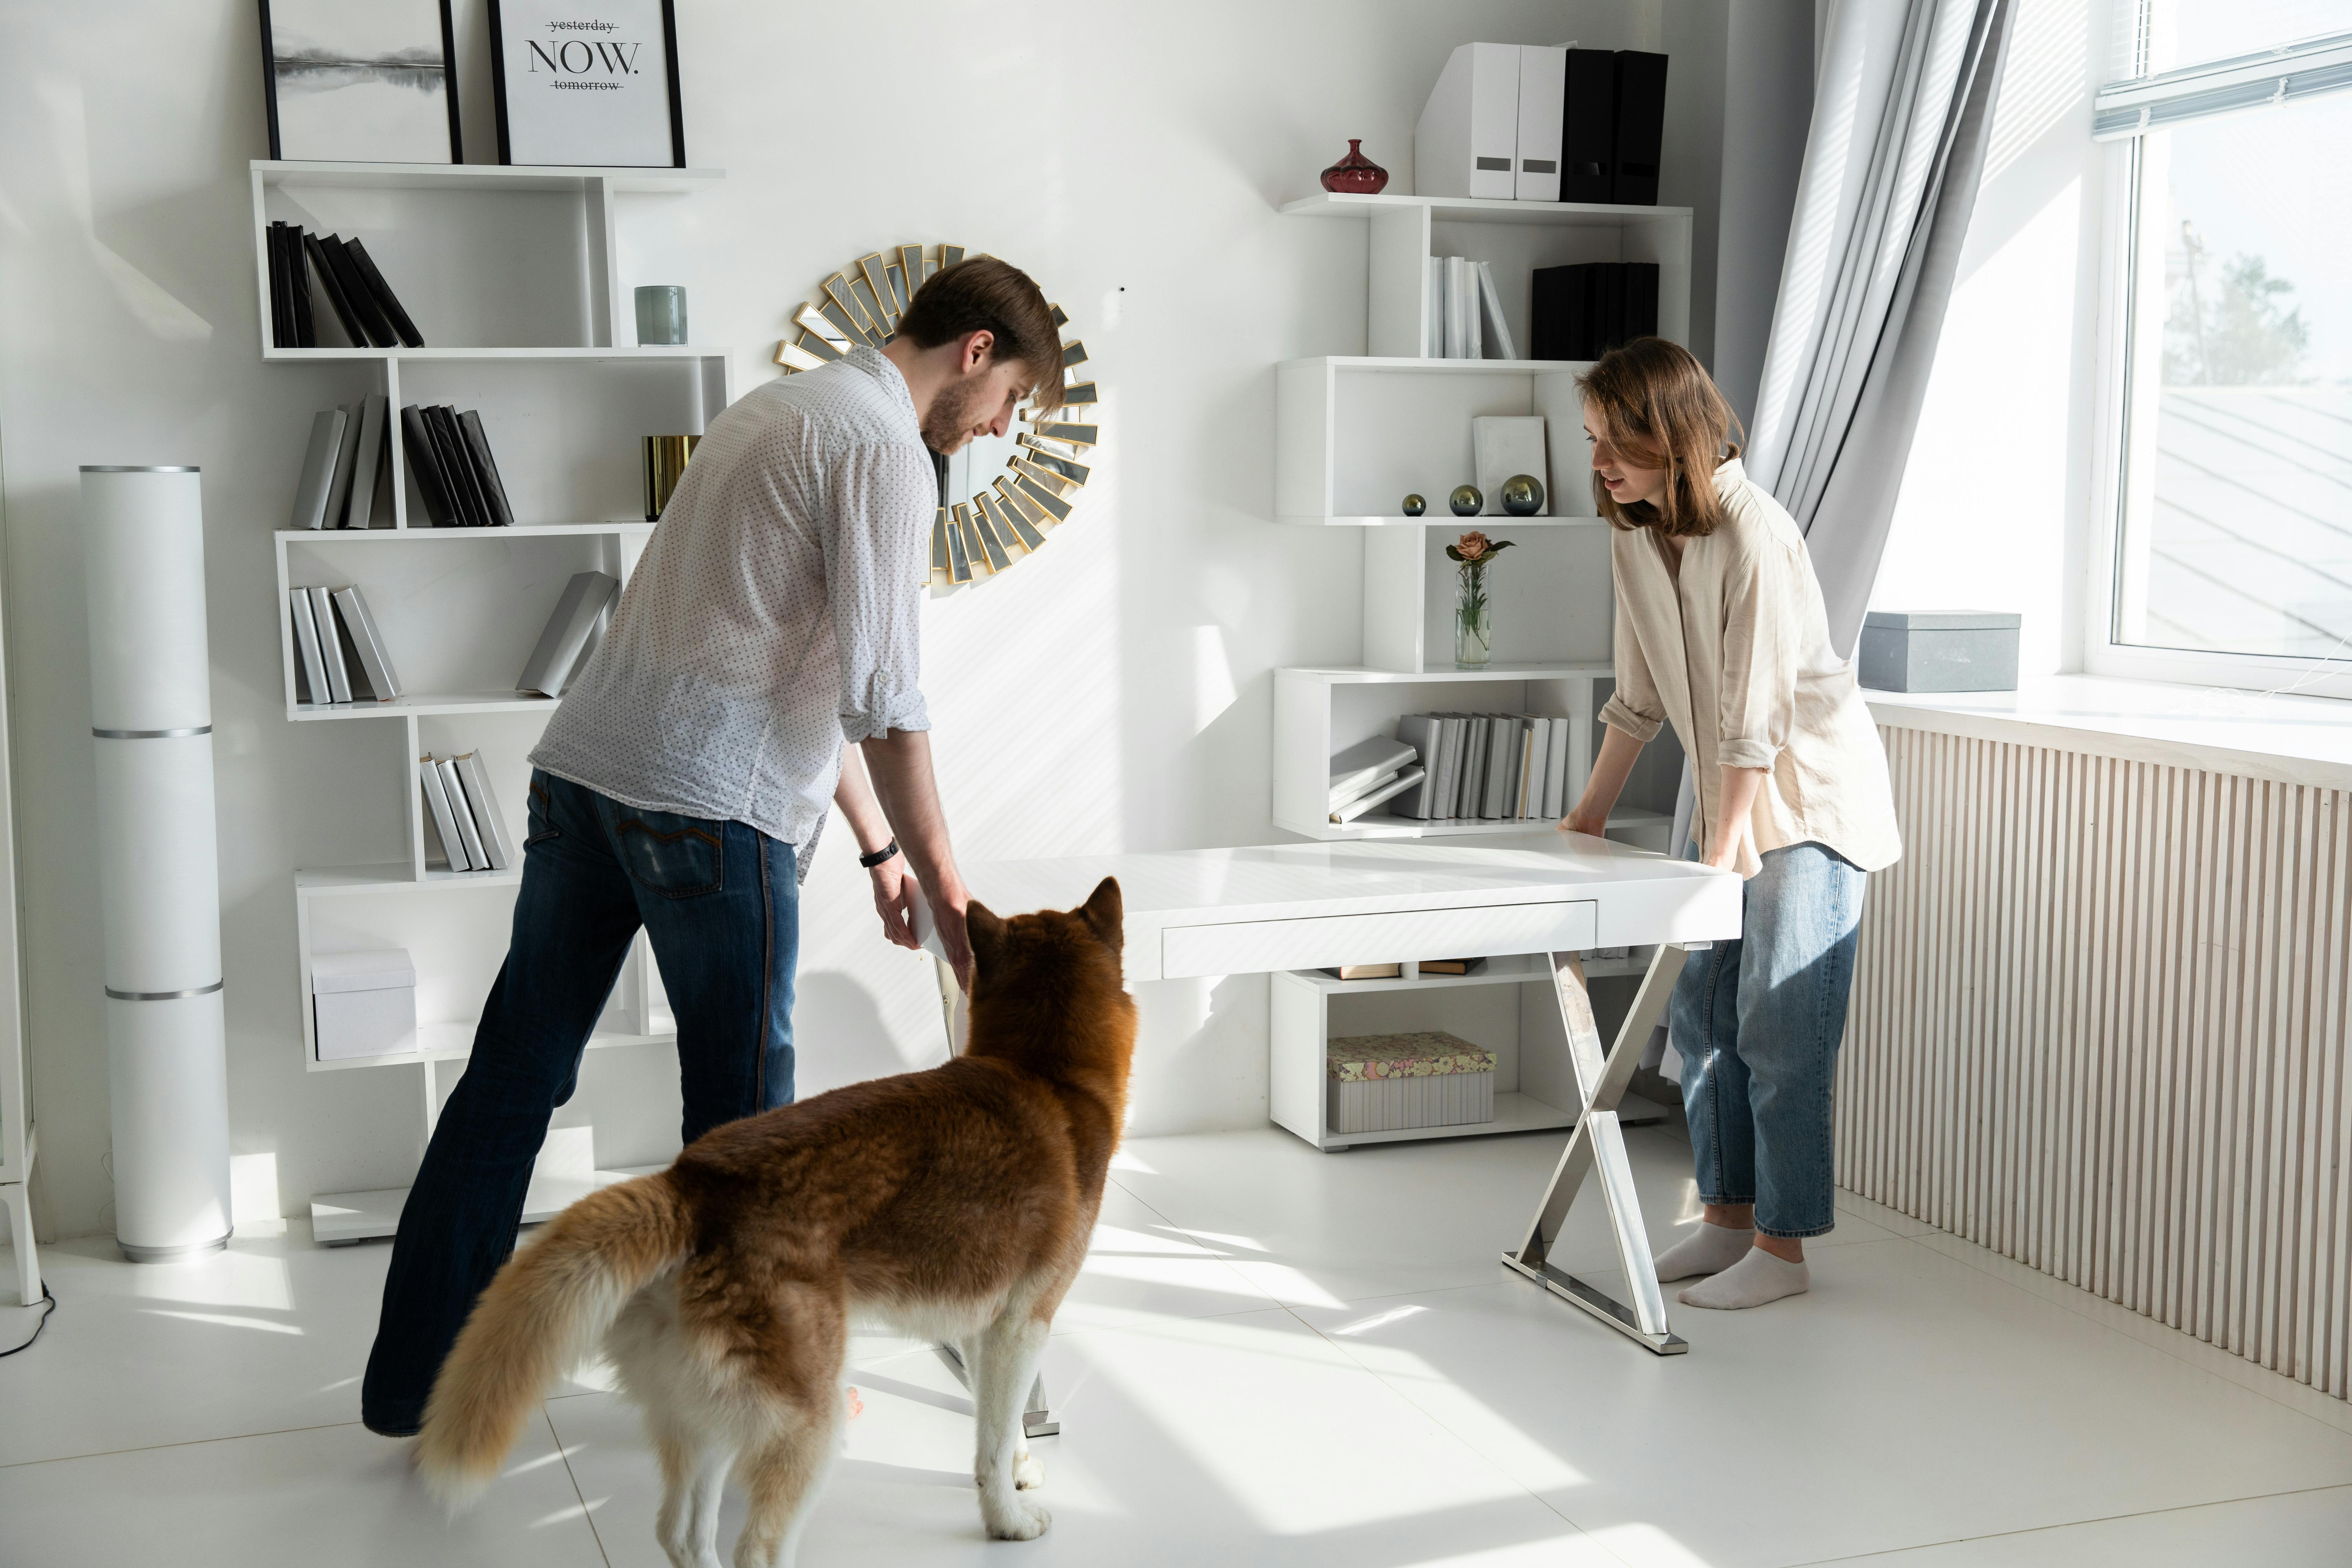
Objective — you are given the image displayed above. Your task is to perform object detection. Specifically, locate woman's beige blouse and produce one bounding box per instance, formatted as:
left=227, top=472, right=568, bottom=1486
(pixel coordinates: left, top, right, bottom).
left=1597, top=456, right=1902, bottom=879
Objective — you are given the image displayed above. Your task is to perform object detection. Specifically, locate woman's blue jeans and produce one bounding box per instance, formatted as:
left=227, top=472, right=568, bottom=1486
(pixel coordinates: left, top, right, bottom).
left=1672, top=841, right=1866, bottom=1239
left=360, top=770, right=799, bottom=1434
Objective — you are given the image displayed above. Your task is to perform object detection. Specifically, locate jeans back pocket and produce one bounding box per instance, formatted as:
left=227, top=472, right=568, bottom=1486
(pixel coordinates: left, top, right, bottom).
left=614, top=812, right=725, bottom=898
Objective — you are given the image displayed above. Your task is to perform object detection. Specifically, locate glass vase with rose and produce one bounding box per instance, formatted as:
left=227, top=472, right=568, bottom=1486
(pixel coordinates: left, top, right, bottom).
left=1447, top=530, right=1514, bottom=668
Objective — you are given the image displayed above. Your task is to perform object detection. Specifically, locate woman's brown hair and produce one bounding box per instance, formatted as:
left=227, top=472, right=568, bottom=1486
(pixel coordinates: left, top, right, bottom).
left=1576, top=337, right=1742, bottom=537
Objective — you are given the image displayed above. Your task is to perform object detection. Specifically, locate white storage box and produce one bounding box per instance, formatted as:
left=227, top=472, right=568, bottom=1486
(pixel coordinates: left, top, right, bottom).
left=1326, top=1031, right=1496, bottom=1134
left=312, top=948, right=417, bottom=1061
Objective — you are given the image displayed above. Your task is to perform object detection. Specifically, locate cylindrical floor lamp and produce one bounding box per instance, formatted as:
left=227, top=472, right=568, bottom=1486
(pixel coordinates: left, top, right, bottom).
left=80, top=466, right=230, bottom=1262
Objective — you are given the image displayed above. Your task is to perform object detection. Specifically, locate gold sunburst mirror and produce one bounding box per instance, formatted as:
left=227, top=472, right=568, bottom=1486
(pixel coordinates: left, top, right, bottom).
left=775, top=244, right=1098, bottom=590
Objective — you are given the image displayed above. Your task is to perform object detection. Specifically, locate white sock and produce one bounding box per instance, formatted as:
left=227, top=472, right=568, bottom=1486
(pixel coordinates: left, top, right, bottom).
left=1653, top=1222, right=1756, bottom=1282
left=1678, top=1246, right=1809, bottom=1310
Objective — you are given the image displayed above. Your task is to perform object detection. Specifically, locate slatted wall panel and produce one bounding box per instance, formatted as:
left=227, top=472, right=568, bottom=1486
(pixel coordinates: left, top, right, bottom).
left=1838, top=724, right=2352, bottom=1398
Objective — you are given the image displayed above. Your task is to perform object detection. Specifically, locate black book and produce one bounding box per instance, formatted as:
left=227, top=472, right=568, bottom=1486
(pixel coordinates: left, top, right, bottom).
left=1626, top=262, right=1660, bottom=343
left=456, top=410, right=516, bottom=526
left=319, top=235, right=398, bottom=347
left=1610, top=51, right=1669, bottom=206
left=399, top=404, right=460, bottom=525
left=267, top=223, right=293, bottom=348
left=427, top=406, right=492, bottom=527
left=301, top=231, right=368, bottom=348
left=1560, top=49, right=1618, bottom=204
left=1531, top=263, right=1576, bottom=360
left=344, top=237, right=425, bottom=348
left=286, top=228, right=316, bottom=348
left=1599, top=263, right=1628, bottom=355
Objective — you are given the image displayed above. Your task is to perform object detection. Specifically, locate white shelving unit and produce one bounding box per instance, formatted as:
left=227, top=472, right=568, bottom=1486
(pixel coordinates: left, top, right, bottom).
left=253, top=159, right=726, bottom=1236
left=1270, top=957, right=1668, bottom=1152
left=1260, top=187, right=1693, bottom=1148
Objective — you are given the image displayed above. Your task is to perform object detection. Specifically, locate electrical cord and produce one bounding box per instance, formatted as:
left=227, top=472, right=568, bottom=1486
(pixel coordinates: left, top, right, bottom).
left=0, top=1282, right=56, bottom=1357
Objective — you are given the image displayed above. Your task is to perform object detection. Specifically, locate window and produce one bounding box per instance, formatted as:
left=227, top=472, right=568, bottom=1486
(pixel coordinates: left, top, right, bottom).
left=2094, top=8, right=2352, bottom=693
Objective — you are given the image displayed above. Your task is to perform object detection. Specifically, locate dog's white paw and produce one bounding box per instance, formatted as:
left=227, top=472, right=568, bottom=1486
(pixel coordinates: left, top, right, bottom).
left=983, top=1492, right=1052, bottom=1541
left=1014, top=1448, right=1046, bottom=1490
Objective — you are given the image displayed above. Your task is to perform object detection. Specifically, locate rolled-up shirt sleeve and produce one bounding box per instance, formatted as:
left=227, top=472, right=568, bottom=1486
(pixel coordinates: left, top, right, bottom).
left=1716, top=541, right=1791, bottom=770
left=1597, top=583, right=1666, bottom=744
left=823, top=439, right=934, bottom=742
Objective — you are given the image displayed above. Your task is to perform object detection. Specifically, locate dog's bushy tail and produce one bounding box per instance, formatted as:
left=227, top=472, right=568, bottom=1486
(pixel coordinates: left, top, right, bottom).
left=414, top=1170, right=691, bottom=1507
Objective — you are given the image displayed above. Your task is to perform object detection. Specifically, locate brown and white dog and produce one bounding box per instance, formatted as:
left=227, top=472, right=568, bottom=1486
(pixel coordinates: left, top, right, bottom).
left=414, top=878, right=1135, bottom=1567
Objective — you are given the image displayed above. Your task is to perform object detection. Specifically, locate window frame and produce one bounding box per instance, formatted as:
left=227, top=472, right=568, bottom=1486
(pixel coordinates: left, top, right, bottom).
left=2085, top=26, right=2352, bottom=701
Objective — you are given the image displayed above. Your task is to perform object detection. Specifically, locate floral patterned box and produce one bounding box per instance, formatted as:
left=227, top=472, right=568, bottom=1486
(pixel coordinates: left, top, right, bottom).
left=1326, top=1031, right=1496, bottom=1134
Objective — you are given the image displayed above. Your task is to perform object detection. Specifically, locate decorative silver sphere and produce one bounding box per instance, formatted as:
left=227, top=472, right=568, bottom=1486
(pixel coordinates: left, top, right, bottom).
left=1400, top=493, right=1425, bottom=517
left=1500, top=474, right=1545, bottom=516
left=1449, top=484, right=1483, bottom=518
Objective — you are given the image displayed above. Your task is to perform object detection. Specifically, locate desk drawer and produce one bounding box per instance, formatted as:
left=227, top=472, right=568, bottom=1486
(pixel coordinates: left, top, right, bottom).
left=1160, top=900, right=1597, bottom=979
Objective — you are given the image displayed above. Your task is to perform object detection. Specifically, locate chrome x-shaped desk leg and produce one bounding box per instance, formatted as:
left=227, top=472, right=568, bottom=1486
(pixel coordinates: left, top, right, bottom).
left=931, top=1342, right=1061, bottom=1440
left=1500, top=943, right=1701, bottom=1355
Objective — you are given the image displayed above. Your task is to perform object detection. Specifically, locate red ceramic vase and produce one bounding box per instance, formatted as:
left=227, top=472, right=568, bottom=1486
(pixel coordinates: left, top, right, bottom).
left=1320, top=139, right=1389, bottom=195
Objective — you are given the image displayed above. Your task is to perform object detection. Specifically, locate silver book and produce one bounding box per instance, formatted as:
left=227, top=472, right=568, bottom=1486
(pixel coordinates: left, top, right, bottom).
left=308, top=585, right=352, bottom=701
left=419, top=755, right=473, bottom=870
left=517, top=570, right=621, bottom=697
left=437, top=757, right=488, bottom=868
left=289, top=407, right=346, bottom=530
left=329, top=585, right=401, bottom=700
left=452, top=751, right=513, bottom=872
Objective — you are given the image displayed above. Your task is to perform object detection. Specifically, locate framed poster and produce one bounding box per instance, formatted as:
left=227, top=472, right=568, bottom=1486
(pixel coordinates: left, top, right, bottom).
left=488, top=0, right=686, bottom=168
left=257, top=0, right=461, bottom=164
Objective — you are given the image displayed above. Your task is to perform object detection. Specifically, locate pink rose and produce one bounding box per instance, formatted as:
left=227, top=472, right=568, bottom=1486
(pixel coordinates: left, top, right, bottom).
left=1455, top=531, right=1491, bottom=561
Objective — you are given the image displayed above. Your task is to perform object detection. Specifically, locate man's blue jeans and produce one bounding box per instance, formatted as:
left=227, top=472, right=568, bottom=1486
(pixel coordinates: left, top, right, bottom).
left=1671, top=841, right=1866, bottom=1239
left=360, top=770, right=799, bottom=1434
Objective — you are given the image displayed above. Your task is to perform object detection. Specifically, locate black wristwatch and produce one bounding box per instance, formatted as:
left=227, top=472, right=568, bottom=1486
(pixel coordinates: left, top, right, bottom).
left=859, top=838, right=901, bottom=869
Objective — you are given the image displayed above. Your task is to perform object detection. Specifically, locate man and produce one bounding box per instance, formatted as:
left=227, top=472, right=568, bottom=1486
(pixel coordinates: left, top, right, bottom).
left=360, top=256, right=1067, bottom=1437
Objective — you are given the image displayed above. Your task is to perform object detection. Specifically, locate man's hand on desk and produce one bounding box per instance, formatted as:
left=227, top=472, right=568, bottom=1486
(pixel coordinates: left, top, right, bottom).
left=1558, top=810, right=1610, bottom=839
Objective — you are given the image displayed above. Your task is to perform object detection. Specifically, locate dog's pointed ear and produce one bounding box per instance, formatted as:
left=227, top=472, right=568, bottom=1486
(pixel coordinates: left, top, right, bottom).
left=1078, top=877, right=1123, bottom=954
left=966, top=901, right=1006, bottom=974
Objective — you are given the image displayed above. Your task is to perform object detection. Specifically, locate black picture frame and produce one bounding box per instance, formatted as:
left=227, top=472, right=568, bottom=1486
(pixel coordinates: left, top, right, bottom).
left=486, top=0, right=686, bottom=168
left=256, top=0, right=462, bottom=164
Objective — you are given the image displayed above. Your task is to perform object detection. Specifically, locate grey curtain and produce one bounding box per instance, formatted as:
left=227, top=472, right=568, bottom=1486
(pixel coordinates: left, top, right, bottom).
left=1746, top=0, right=2018, bottom=654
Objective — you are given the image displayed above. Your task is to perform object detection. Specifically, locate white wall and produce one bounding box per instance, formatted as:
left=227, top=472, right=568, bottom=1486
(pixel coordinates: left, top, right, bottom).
left=1869, top=0, right=2118, bottom=673
left=0, top=0, right=1743, bottom=1238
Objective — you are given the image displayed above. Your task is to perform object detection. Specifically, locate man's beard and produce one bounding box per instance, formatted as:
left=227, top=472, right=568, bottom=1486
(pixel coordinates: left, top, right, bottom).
left=921, top=375, right=997, bottom=453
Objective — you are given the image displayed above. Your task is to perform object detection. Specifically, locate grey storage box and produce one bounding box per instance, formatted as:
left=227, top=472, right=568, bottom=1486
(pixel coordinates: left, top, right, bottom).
left=1858, top=611, right=2021, bottom=693
left=312, top=948, right=417, bottom=1062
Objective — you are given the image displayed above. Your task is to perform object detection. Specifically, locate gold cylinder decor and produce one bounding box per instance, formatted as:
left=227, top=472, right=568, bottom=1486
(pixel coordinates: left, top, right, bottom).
left=642, top=435, right=700, bottom=521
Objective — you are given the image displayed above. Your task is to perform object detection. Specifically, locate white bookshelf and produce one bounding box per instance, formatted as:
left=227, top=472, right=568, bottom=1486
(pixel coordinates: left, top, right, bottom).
left=1261, top=187, right=1693, bottom=1148
left=256, top=159, right=725, bottom=1236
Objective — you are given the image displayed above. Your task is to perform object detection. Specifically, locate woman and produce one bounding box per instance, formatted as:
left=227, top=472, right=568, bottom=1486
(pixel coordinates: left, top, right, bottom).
left=1560, top=338, right=1900, bottom=1311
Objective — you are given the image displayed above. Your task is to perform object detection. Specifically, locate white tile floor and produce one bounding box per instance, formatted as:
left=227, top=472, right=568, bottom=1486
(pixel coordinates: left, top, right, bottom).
left=6, top=1124, right=2352, bottom=1567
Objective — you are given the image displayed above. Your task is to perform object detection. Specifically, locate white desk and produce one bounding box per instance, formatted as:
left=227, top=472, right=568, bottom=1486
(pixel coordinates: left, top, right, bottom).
left=956, top=830, right=1743, bottom=1356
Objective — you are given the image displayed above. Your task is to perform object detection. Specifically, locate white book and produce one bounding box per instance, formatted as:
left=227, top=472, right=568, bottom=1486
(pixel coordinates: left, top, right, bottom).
left=289, top=408, right=347, bottom=531
left=1425, top=258, right=1442, bottom=358
left=1515, top=723, right=1534, bottom=817
left=1524, top=716, right=1552, bottom=818
left=321, top=402, right=363, bottom=532
left=1515, top=45, right=1567, bottom=201
left=1330, top=735, right=1418, bottom=808
left=1476, top=262, right=1519, bottom=360
left=518, top=570, right=621, bottom=697
left=1442, top=257, right=1469, bottom=359
left=307, top=585, right=352, bottom=701
left=452, top=751, right=513, bottom=872
left=419, top=755, right=473, bottom=870
left=437, top=757, right=489, bottom=869
left=1545, top=717, right=1572, bottom=818
left=1332, top=766, right=1427, bottom=824
left=329, top=584, right=401, bottom=700
left=344, top=394, right=389, bottom=530
left=1464, top=259, right=1483, bottom=360
left=288, top=588, right=329, bottom=704
left=1482, top=716, right=1519, bottom=818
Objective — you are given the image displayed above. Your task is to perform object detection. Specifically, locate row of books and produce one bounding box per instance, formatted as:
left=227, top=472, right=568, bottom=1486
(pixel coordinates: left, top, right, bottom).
left=289, top=397, right=516, bottom=530
left=402, top=403, right=516, bottom=528
left=419, top=751, right=514, bottom=873
left=1418, top=43, right=1667, bottom=206
left=1424, top=257, right=1519, bottom=360
left=290, top=585, right=402, bottom=705
left=266, top=222, right=424, bottom=349
left=1532, top=262, right=1662, bottom=362
left=1329, top=713, right=1575, bottom=825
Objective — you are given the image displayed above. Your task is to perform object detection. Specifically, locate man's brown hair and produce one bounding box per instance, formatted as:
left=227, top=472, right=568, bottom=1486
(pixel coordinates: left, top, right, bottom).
left=897, top=256, right=1066, bottom=414
left=1577, top=336, right=1742, bottom=538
